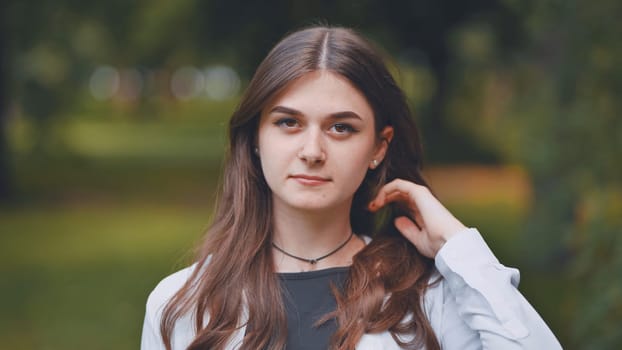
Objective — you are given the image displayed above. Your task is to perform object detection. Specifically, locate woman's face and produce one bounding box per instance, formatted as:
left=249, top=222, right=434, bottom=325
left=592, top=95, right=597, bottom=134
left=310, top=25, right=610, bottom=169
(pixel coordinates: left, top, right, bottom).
left=257, top=70, right=392, bottom=213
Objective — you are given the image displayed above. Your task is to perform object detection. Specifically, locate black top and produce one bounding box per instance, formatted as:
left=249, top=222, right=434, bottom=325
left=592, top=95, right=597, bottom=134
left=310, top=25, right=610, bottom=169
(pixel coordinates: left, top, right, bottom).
left=278, top=267, right=350, bottom=350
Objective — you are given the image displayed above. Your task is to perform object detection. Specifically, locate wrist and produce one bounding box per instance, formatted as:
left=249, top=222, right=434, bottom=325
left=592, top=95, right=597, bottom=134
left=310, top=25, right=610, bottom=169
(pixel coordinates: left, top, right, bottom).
left=441, top=223, right=467, bottom=241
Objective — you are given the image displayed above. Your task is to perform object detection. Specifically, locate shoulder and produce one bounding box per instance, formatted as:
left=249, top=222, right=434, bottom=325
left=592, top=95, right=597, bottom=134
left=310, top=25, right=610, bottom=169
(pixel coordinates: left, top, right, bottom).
left=142, top=264, right=199, bottom=350
left=146, top=264, right=197, bottom=318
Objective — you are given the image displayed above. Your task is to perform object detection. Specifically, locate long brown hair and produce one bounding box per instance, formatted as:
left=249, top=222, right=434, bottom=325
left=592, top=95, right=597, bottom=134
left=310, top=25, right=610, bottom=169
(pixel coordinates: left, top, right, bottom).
left=160, top=26, right=440, bottom=350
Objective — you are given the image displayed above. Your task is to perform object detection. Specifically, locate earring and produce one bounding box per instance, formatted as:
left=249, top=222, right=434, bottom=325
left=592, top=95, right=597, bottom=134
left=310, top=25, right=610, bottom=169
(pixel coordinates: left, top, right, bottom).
left=371, top=159, right=379, bottom=168
left=254, top=147, right=259, bottom=155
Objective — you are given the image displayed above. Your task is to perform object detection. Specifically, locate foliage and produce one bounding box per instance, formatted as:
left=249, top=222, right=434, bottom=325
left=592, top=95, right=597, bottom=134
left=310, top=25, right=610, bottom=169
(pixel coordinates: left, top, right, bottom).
left=446, top=1, right=622, bottom=348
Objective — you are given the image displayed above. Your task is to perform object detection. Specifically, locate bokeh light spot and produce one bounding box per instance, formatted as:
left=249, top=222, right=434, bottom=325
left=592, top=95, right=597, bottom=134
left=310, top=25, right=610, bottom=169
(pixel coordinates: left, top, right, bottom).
left=89, top=66, right=120, bottom=101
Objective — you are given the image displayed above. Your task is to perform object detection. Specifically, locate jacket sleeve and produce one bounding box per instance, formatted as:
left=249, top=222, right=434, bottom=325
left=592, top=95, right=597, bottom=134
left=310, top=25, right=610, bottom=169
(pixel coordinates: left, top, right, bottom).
left=434, top=228, right=563, bottom=349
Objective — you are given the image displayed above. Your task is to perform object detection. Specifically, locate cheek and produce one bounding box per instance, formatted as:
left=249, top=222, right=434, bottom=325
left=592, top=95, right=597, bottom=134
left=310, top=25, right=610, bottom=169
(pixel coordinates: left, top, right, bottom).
left=336, top=145, right=374, bottom=182
left=258, top=157, right=281, bottom=195
left=258, top=137, right=290, bottom=183
left=354, top=159, right=372, bottom=183
left=259, top=152, right=280, bottom=178
left=342, top=141, right=375, bottom=167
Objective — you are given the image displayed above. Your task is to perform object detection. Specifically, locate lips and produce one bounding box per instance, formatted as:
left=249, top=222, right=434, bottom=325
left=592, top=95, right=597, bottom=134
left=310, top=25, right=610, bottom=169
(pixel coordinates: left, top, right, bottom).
left=289, top=174, right=331, bottom=185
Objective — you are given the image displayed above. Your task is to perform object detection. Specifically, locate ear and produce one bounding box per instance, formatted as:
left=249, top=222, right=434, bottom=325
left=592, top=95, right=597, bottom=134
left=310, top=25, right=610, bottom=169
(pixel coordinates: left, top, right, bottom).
left=370, top=126, right=394, bottom=169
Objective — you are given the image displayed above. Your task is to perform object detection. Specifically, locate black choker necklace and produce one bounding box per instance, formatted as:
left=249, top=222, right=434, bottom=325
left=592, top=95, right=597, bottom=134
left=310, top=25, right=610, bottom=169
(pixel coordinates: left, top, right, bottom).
left=272, top=232, right=354, bottom=265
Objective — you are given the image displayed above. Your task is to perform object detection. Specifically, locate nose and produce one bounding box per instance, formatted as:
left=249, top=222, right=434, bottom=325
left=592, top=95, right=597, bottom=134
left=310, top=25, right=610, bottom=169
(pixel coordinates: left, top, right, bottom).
left=297, top=128, right=326, bottom=164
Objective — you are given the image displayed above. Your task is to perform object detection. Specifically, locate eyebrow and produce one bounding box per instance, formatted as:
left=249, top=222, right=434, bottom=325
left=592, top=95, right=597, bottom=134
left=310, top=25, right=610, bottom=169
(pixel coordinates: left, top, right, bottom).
left=268, top=105, right=363, bottom=121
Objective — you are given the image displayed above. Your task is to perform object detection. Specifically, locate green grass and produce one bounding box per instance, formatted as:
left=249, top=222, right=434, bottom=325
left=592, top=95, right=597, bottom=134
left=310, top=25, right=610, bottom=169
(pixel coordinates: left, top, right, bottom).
left=0, top=204, right=209, bottom=350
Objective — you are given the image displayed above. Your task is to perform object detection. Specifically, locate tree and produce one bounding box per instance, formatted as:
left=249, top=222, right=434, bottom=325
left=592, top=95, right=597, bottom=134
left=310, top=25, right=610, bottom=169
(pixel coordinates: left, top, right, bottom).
left=446, top=1, right=622, bottom=348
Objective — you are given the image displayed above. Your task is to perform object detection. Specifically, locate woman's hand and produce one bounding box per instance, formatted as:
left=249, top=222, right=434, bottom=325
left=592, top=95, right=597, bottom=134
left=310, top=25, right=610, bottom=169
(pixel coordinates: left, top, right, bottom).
left=368, top=179, right=467, bottom=258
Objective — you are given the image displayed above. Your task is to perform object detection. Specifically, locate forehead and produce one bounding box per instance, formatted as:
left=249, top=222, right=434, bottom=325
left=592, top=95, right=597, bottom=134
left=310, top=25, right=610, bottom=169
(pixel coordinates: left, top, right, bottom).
left=262, top=71, right=374, bottom=120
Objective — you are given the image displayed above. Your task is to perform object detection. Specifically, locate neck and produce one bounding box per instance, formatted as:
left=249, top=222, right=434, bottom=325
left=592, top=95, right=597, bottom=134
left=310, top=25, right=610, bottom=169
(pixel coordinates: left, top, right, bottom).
left=271, top=199, right=363, bottom=272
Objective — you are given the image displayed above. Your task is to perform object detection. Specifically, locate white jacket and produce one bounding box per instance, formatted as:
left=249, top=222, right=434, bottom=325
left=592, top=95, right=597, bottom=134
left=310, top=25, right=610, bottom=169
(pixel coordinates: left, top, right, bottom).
left=141, top=228, right=563, bottom=349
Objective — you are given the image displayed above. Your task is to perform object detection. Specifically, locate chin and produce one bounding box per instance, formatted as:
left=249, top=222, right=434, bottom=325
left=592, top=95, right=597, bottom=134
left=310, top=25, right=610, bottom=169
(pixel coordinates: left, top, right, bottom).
left=273, top=191, right=351, bottom=212
left=291, top=201, right=334, bottom=211
left=289, top=197, right=348, bottom=212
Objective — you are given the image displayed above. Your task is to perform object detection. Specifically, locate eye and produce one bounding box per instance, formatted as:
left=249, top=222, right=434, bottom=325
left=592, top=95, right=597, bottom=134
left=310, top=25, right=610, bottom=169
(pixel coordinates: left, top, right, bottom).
left=329, top=123, right=357, bottom=134
left=274, top=117, right=300, bottom=129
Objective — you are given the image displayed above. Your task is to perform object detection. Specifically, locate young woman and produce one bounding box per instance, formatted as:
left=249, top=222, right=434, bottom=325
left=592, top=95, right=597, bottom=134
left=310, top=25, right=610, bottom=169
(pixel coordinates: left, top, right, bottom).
left=141, top=26, right=562, bottom=349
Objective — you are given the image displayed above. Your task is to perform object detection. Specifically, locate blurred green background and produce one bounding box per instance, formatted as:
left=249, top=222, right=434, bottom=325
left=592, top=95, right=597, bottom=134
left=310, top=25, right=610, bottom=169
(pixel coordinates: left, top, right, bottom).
left=1, top=0, right=620, bottom=349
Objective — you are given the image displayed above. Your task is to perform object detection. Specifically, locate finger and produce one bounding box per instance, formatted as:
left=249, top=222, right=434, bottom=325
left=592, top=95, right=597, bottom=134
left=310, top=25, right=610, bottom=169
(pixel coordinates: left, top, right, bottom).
left=394, top=216, right=423, bottom=246
left=368, top=191, right=410, bottom=211
left=413, top=209, right=424, bottom=230
left=373, top=179, right=428, bottom=204
left=382, top=193, right=423, bottom=226
left=385, top=180, right=440, bottom=218
left=369, top=179, right=428, bottom=210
